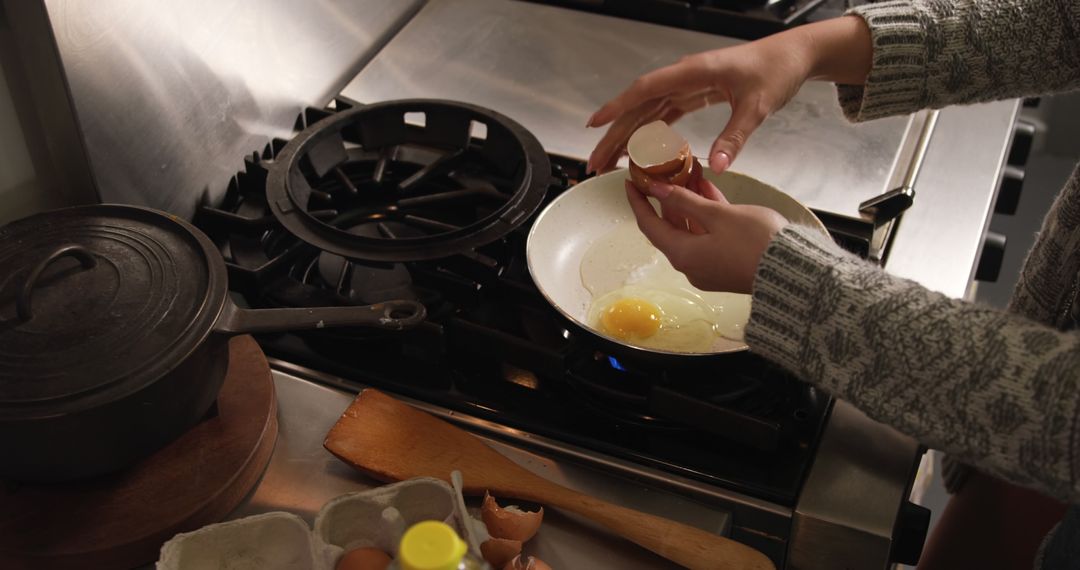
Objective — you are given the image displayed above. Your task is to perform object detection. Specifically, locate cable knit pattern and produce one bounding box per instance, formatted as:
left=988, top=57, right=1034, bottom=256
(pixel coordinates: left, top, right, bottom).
left=745, top=0, right=1080, bottom=543
left=837, top=0, right=1080, bottom=121
left=748, top=225, right=1080, bottom=502
left=1011, top=162, right=1080, bottom=326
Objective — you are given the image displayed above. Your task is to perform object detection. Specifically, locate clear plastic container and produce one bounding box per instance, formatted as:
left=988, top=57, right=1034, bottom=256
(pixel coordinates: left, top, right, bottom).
left=389, top=520, right=489, bottom=570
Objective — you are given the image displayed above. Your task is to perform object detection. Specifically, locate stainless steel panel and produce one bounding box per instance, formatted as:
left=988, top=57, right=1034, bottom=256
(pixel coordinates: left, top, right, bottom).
left=1, top=0, right=99, bottom=213
left=884, top=100, right=1020, bottom=299
left=789, top=401, right=921, bottom=569
left=341, top=0, right=913, bottom=220
left=233, top=368, right=738, bottom=569
left=41, top=0, right=425, bottom=219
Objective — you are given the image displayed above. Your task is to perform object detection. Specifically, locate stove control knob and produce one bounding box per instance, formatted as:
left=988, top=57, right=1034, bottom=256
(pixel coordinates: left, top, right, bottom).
left=976, top=231, right=1008, bottom=283
left=994, top=165, right=1025, bottom=216
left=1008, top=120, right=1036, bottom=167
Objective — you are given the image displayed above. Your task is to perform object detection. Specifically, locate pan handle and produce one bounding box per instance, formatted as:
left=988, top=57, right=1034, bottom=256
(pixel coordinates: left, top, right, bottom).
left=213, top=298, right=426, bottom=334
left=17, top=244, right=97, bottom=322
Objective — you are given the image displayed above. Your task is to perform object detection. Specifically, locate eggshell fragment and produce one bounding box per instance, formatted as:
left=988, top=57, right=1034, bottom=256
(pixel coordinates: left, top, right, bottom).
left=627, top=120, right=690, bottom=174
left=481, top=492, right=544, bottom=542
left=503, top=554, right=554, bottom=570
left=629, top=154, right=696, bottom=192
left=480, top=537, right=523, bottom=568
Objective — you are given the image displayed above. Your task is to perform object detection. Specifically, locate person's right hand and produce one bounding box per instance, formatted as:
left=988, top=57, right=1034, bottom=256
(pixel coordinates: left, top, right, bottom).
left=586, top=16, right=873, bottom=176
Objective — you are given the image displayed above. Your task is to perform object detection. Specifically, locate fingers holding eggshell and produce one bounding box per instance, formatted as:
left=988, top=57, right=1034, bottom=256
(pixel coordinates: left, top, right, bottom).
left=587, top=98, right=668, bottom=174
left=693, top=174, right=728, bottom=203
left=708, top=99, right=769, bottom=173
left=588, top=84, right=721, bottom=175
left=654, top=184, right=728, bottom=234
left=624, top=181, right=690, bottom=255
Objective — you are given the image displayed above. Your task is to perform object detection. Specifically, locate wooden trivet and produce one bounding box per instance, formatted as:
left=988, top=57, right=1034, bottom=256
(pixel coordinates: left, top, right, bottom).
left=0, top=335, right=278, bottom=569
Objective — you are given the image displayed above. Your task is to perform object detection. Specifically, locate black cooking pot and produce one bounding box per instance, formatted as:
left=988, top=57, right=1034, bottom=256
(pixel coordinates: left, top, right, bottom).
left=0, top=205, right=425, bottom=482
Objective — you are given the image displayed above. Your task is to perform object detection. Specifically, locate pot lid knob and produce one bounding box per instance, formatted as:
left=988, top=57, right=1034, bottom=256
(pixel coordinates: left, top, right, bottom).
left=15, top=244, right=98, bottom=323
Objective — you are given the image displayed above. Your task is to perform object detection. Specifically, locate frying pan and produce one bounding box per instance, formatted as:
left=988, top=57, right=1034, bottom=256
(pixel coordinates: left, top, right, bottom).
left=526, top=168, right=828, bottom=357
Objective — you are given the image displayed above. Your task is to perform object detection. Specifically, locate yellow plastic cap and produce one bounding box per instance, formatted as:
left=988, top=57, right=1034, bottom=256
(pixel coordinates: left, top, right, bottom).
left=398, top=520, right=467, bottom=570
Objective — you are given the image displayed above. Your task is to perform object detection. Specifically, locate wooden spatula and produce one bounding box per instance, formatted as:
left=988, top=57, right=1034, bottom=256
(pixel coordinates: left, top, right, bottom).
left=324, top=389, right=774, bottom=570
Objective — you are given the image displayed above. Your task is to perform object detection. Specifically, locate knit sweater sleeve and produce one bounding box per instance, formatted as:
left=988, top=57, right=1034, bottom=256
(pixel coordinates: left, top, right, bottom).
left=745, top=224, right=1080, bottom=501
left=838, top=0, right=1080, bottom=121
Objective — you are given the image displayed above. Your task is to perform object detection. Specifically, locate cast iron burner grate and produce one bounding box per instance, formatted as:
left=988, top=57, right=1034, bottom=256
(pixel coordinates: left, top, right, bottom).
left=265, top=99, right=550, bottom=262
left=195, top=97, right=833, bottom=507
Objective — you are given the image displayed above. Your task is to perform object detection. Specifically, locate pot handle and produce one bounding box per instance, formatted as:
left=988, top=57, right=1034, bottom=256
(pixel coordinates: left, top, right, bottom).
left=213, top=298, right=426, bottom=334
left=17, top=244, right=97, bottom=322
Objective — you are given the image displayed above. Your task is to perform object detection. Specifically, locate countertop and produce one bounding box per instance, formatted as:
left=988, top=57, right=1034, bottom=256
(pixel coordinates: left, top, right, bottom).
left=226, top=368, right=741, bottom=569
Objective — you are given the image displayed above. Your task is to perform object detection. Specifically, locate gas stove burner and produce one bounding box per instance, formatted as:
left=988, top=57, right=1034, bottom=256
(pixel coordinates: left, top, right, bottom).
left=267, top=99, right=551, bottom=262
left=316, top=223, right=418, bottom=305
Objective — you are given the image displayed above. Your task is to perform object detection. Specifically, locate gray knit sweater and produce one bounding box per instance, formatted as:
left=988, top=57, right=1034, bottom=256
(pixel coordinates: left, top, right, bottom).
left=744, top=0, right=1080, bottom=565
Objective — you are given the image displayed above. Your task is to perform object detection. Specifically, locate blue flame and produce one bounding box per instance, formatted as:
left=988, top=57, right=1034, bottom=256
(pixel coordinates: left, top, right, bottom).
left=607, top=356, right=627, bottom=371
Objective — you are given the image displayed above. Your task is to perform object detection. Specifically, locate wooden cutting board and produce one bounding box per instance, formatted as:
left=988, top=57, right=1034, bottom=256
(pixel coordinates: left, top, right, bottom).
left=0, top=335, right=278, bottom=570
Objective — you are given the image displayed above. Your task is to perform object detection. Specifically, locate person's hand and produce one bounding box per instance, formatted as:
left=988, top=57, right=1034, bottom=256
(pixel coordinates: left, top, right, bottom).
left=626, top=176, right=788, bottom=294
left=587, top=16, right=873, bottom=175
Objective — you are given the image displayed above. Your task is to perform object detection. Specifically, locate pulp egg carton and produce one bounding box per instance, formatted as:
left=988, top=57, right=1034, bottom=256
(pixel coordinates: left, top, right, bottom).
left=157, top=477, right=484, bottom=570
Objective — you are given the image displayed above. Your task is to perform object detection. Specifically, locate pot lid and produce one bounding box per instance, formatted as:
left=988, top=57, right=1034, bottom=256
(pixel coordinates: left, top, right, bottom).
left=0, top=205, right=225, bottom=411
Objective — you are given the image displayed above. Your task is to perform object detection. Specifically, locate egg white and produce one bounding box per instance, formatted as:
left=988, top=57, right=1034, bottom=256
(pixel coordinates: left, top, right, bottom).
left=579, top=220, right=751, bottom=353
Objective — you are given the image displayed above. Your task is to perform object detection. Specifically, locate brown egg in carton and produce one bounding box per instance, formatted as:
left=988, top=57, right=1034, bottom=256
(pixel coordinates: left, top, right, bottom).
left=156, top=476, right=485, bottom=570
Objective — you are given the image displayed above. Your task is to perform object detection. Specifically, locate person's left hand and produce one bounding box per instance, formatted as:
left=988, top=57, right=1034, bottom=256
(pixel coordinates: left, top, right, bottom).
left=626, top=176, right=788, bottom=294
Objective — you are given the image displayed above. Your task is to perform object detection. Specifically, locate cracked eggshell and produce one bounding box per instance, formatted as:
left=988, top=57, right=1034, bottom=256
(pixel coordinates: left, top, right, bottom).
left=627, top=120, right=689, bottom=174
left=480, top=537, right=523, bottom=568
left=626, top=120, right=695, bottom=194
left=156, top=512, right=328, bottom=570
left=627, top=149, right=695, bottom=193
left=481, top=492, right=544, bottom=542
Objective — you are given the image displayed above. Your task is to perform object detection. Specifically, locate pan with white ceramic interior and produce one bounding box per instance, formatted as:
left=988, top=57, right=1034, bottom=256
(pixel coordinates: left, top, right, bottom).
left=526, top=167, right=828, bottom=359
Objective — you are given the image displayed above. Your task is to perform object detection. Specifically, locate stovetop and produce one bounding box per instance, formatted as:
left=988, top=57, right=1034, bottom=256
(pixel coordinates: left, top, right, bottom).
left=193, top=97, right=878, bottom=507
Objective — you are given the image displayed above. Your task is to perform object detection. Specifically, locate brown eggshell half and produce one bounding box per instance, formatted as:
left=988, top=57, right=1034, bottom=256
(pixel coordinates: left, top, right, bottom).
left=667, top=152, right=697, bottom=187
left=627, top=161, right=653, bottom=193
left=626, top=120, right=690, bottom=174
left=481, top=537, right=523, bottom=568
left=628, top=153, right=697, bottom=193
left=481, top=492, right=544, bottom=542
left=639, top=142, right=690, bottom=175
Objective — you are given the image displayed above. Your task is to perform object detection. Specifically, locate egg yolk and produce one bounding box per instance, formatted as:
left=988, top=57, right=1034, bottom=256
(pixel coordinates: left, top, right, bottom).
left=599, top=298, right=662, bottom=340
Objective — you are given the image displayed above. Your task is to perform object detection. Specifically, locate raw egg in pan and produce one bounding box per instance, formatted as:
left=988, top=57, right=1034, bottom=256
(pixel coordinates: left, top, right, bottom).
left=580, top=220, right=751, bottom=353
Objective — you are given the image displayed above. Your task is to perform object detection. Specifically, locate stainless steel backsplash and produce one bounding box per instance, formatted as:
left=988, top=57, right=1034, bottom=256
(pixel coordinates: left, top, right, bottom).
left=5, top=0, right=423, bottom=220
